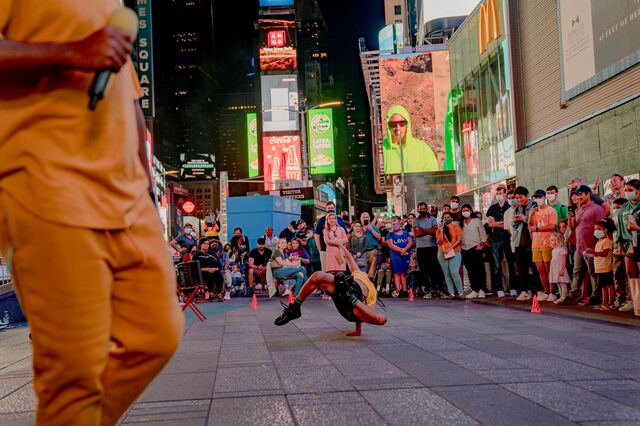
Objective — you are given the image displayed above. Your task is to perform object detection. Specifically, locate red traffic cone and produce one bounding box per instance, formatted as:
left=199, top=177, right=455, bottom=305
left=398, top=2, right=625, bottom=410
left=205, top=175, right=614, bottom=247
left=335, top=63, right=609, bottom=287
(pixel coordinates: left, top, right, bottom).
left=287, top=291, right=295, bottom=305
left=531, top=294, right=541, bottom=313
left=250, top=294, right=259, bottom=310
left=408, top=288, right=415, bottom=302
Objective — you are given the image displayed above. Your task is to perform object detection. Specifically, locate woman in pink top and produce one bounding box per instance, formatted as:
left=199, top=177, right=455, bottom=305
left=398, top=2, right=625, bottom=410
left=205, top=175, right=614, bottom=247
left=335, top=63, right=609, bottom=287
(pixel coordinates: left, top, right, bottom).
left=323, top=213, right=348, bottom=273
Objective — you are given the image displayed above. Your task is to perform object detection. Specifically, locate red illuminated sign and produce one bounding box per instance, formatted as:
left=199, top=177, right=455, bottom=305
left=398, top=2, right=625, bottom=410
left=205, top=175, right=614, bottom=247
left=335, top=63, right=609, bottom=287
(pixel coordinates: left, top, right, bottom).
left=267, top=30, right=286, bottom=48
left=182, top=201, right=196, bottom=214
left=262, top=134, right=301, bottom=191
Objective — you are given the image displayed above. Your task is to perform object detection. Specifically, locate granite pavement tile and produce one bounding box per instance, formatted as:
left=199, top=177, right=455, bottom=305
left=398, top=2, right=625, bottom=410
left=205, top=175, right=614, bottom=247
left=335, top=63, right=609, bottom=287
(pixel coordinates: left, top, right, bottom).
left=161, top=353, right=218, bottom=374
left=213, top=365, right=281, bottom=394
left=278, top=365, right=354, bottom=393
left=0, top=384, right=35, bottom=414
left=401, top=360, right=491, bottom=387
left=504, top=382, right=640, bottom=422
left=137, top=372, right=215, bottom=402
left=361, top=387, right=478, bottom=426
left=208, top=395, right=294, bottom=426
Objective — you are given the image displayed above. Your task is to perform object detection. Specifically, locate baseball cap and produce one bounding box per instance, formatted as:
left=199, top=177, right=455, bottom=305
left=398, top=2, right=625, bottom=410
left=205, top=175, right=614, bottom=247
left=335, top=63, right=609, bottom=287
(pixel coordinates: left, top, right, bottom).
left=290, top=220, right=297, bottom=227
left=297, top=219, right=305, bottom=225
left=571, top=184, right=592, bottom=195
left=533, top=189, right=546, bottom=198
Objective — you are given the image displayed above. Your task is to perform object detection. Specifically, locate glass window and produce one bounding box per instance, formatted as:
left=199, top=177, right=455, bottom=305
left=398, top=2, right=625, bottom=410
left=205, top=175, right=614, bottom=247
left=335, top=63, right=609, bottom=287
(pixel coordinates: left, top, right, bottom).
left=394, top=4, right=402, bottom=15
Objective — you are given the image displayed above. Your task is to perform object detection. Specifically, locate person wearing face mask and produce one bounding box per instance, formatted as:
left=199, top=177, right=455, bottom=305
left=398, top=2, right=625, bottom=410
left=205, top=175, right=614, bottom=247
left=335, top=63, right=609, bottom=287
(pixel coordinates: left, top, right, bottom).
left=413, top=201, right=445, bottom=299
left=611, top=198, right=628, bottom=309
left=568, top=185, right=605, bottom=305
left=314, top=200, right=348, bottom=271
left=528, top=189, right=558, bottom=302
left=511, top=186, right=542, bottom=301
left=486, top=185, right=518, bottom=298
left=171, top=224, right=198, bottom=262
left=436, top=212, right=463, bottom=297
left=262, top=227, right=278, bottom=252
left=546, top=185, right=567, bottom=230
left=459, top=204, right=488, bottom=298
left=360, top=212, right=381, bottom=279
left=449, top=196, right=462, bottom=221
left=616, top=180, right=640, bottom=313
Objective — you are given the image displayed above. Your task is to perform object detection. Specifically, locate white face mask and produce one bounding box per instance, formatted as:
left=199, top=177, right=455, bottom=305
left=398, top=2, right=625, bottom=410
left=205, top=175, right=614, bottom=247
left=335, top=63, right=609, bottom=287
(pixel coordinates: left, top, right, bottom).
left=534, top=198, right=545, bottom=207
left=546, top=194, right=557, bottom=202
left=594, top=230, right=605, bottom=239
left=508, top=199, right=517, bottom=207
left=626, top=191, right=637, bottom=201
left=461, top=211, right=471, bottom=218
left=450, top=202, right=459, bottom=210
left=496, top=194, right=505, bottom=202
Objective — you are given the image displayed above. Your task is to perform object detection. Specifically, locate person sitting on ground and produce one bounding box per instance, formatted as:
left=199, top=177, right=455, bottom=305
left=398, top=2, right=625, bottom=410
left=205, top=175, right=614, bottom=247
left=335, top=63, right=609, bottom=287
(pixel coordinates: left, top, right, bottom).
left=274, top=245, right=387, bottom=336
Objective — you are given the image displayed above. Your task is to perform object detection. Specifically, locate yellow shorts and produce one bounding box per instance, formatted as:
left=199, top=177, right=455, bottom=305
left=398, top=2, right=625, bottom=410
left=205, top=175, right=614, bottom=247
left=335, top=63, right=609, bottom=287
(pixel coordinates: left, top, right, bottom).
left=532, top=247, right=553, bottom=263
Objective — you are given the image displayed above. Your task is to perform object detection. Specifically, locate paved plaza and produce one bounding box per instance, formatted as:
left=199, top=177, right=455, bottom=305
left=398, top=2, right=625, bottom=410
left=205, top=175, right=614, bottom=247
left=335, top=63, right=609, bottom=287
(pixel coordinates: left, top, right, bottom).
left=2, top=298, right=640, bottom=425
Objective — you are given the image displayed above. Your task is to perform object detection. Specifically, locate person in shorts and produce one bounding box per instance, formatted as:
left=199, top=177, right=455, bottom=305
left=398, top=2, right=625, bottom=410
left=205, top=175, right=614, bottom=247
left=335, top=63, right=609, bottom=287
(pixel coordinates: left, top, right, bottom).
left=528, top=189, right=557, bottom=301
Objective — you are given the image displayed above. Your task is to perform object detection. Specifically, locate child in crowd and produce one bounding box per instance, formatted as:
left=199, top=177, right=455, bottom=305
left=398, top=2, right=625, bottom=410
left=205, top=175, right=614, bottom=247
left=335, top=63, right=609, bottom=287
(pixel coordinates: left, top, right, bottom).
left=549, top=233, right=571, bottom=304
left=407, top=249, right=420, bottom=294
left=229, top=263, right=246, bottom=297
left=558, top=219, right=573, bottom=280
left=386, top=217, right=412, bottom=298
left=585, top=219, right=616, bottom=310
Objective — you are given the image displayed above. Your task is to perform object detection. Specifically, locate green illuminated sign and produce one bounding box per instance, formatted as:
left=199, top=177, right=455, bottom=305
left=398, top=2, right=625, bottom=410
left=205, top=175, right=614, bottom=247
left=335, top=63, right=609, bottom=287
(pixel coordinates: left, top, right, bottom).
left=307, top=108, right=335, bottom=174
left=247, top=113, right=259, bottom=177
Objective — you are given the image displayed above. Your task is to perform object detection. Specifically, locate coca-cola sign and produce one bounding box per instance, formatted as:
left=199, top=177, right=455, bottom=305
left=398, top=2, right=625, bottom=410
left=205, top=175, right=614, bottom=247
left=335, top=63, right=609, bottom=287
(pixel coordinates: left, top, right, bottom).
left=262, top=134, right=301, bottom=191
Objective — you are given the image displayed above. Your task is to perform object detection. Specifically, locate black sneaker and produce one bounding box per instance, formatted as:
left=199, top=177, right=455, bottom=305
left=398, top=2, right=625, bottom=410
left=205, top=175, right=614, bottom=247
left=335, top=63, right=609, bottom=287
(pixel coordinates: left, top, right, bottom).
left=274, top=303, right=301, bottom=326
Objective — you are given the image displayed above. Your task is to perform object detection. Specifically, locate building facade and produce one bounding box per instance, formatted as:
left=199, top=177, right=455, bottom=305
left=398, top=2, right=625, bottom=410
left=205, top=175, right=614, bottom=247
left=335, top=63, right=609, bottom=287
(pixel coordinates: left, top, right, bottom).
left=448, top=0, right=517, bottom=211
left=513, top=0, right=640, bottom=196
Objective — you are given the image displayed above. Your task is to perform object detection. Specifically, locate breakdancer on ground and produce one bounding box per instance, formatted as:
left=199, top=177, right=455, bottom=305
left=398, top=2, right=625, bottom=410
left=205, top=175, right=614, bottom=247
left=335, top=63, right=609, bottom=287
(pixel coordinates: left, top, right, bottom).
left=274, top=245, right=387, bottom=336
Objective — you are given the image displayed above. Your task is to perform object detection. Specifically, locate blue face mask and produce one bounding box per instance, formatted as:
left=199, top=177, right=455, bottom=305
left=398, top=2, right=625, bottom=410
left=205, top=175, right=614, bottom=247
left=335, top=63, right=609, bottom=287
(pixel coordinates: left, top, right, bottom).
left=626, top=191, right=637, bottom=201
left=392, top=226, right=402, bottom=232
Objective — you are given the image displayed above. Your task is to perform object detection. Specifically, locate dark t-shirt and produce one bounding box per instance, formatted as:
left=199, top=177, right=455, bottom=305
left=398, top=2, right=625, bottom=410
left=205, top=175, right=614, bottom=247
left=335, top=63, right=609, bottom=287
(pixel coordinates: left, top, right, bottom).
left=249, top=248, right=272, bottom=266
left=449, top=210, right=462, bottom=221
left=279, top=228, right=296, bottom=242
left=175, top=233, right=196, bottom=249
left=486, top=202, right=511, bottom=240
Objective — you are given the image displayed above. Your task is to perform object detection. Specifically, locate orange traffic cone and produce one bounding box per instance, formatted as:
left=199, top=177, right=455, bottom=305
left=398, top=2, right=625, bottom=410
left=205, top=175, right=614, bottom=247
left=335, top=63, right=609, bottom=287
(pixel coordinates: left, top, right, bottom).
left=287, top=291, right=295, bottom=305
left=531, top=294, right=541, bottom=313
left=408, top=288, right=415, bottom=302
left=250, top=294, right=259, bottom=310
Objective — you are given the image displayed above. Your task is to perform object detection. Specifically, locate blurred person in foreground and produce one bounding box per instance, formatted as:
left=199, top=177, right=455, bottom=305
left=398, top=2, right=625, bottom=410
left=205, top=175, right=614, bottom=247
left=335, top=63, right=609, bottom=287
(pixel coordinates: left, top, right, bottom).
left=0, top=3, right=183, bottom=425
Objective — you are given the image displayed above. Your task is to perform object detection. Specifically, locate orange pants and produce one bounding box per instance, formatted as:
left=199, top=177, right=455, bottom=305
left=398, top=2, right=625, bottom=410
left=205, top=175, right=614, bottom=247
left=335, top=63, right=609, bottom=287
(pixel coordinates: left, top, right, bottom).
left=0, top=192, right=184, bottom=425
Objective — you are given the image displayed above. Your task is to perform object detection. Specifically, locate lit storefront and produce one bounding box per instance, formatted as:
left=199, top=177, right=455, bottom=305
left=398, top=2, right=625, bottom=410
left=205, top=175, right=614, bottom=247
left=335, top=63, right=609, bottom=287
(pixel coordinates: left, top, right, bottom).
left=448, top=0, right=516, bottom=212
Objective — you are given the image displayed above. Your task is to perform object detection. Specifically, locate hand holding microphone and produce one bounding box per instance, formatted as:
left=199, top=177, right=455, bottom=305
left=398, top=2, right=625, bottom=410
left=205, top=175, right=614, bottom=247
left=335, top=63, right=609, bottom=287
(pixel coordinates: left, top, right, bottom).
left=67, top=8, right=138, bottom=110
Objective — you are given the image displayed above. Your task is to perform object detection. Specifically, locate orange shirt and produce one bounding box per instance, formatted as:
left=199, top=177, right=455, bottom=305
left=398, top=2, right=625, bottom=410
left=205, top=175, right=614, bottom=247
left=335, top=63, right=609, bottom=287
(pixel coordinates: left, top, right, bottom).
left=436, top=224, right=462, bottom=252
left=0, top=0, right=147, bottom=229
left=530, top=206, right=558, bottom=249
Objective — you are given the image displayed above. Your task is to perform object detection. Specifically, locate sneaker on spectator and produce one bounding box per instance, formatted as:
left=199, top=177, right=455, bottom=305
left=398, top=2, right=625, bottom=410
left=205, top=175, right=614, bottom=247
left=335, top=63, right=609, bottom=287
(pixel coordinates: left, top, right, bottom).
left=554, top=296, right=565, bottom=304
left=478, top=290, right=486, bottom=298
left=423, top=292, right=432, bottom=299
left=547, top=293, right=557, bottom=302
left=466, top=291, right=478, bottom=299
left=537, top=292, right=548, bottom=302
left=516, top=291, right=530, bottom=301
left=509, top=289, right=518, bottom=297
left=619, top=301, right=634, bottom=312
left=614, top=300, right=620, bottom=308
left=283, top=287, right=291, bottom=296
left=497, top=290, right=505, bottom=298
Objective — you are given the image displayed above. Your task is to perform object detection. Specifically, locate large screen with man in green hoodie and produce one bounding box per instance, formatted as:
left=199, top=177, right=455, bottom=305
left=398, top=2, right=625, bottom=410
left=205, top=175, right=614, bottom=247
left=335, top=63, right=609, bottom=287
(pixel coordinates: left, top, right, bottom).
left=379, top=50, right=454, bottom=174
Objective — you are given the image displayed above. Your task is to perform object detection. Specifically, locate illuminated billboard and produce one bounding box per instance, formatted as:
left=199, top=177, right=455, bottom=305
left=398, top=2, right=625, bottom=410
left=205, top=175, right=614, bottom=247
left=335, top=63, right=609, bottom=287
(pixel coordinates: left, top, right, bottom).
left=261, top=74, right=299, bottom=132
left=246, top=113, right=259, bottom=177
left=378, top=50, right=452, bottom=175
left=262, top=134, right=301, bottom=190
left=180, top=153, right=216, bottom=180
left=558, top=0, right=640, bottom=101
left=307, top=108, right=335, bottom=174
left=259, top=19, right=297, bottom=72
left=259, top=0, right=294, bottom=6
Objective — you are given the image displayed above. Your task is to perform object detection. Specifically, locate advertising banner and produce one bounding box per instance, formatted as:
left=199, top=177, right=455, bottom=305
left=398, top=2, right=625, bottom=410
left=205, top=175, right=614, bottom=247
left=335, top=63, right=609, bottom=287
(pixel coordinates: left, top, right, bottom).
left=378, top=50, right=452, bottom=175
left=259, top=19, right=297, bottom=72
left=134, top=0, right=154, bottom=117
left=558, top=0, right=640, bottom=100
left=180, top=153, right=216, bottom=180
left=246, top=113, right=259, bottom=177
left=262, top=134, right=301, bottom=191
left=307, top=108, right=335, bottom=174
left=261, top=74, right=299, bottom=132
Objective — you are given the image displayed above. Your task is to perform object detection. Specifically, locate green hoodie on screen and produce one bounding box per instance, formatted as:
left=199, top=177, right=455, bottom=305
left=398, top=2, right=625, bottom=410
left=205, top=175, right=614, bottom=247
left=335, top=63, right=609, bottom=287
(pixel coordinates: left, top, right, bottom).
left=383, top=105, right=439, bottom=174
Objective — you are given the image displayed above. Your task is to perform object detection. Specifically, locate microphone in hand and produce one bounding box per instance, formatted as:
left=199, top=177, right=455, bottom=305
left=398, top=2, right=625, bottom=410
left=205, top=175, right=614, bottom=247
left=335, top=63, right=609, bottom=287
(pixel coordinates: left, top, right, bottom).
left=88, top=7, right=139, bottom=110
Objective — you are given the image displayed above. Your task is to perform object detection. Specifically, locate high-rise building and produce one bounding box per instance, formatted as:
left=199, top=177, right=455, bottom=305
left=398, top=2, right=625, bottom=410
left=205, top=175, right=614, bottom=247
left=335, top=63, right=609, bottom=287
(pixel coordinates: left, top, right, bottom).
left=154, top=0, right=216, bottom=168
left=297, top=0, right=331, bottom=108
left=212, top=93, right=257, bottom=180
